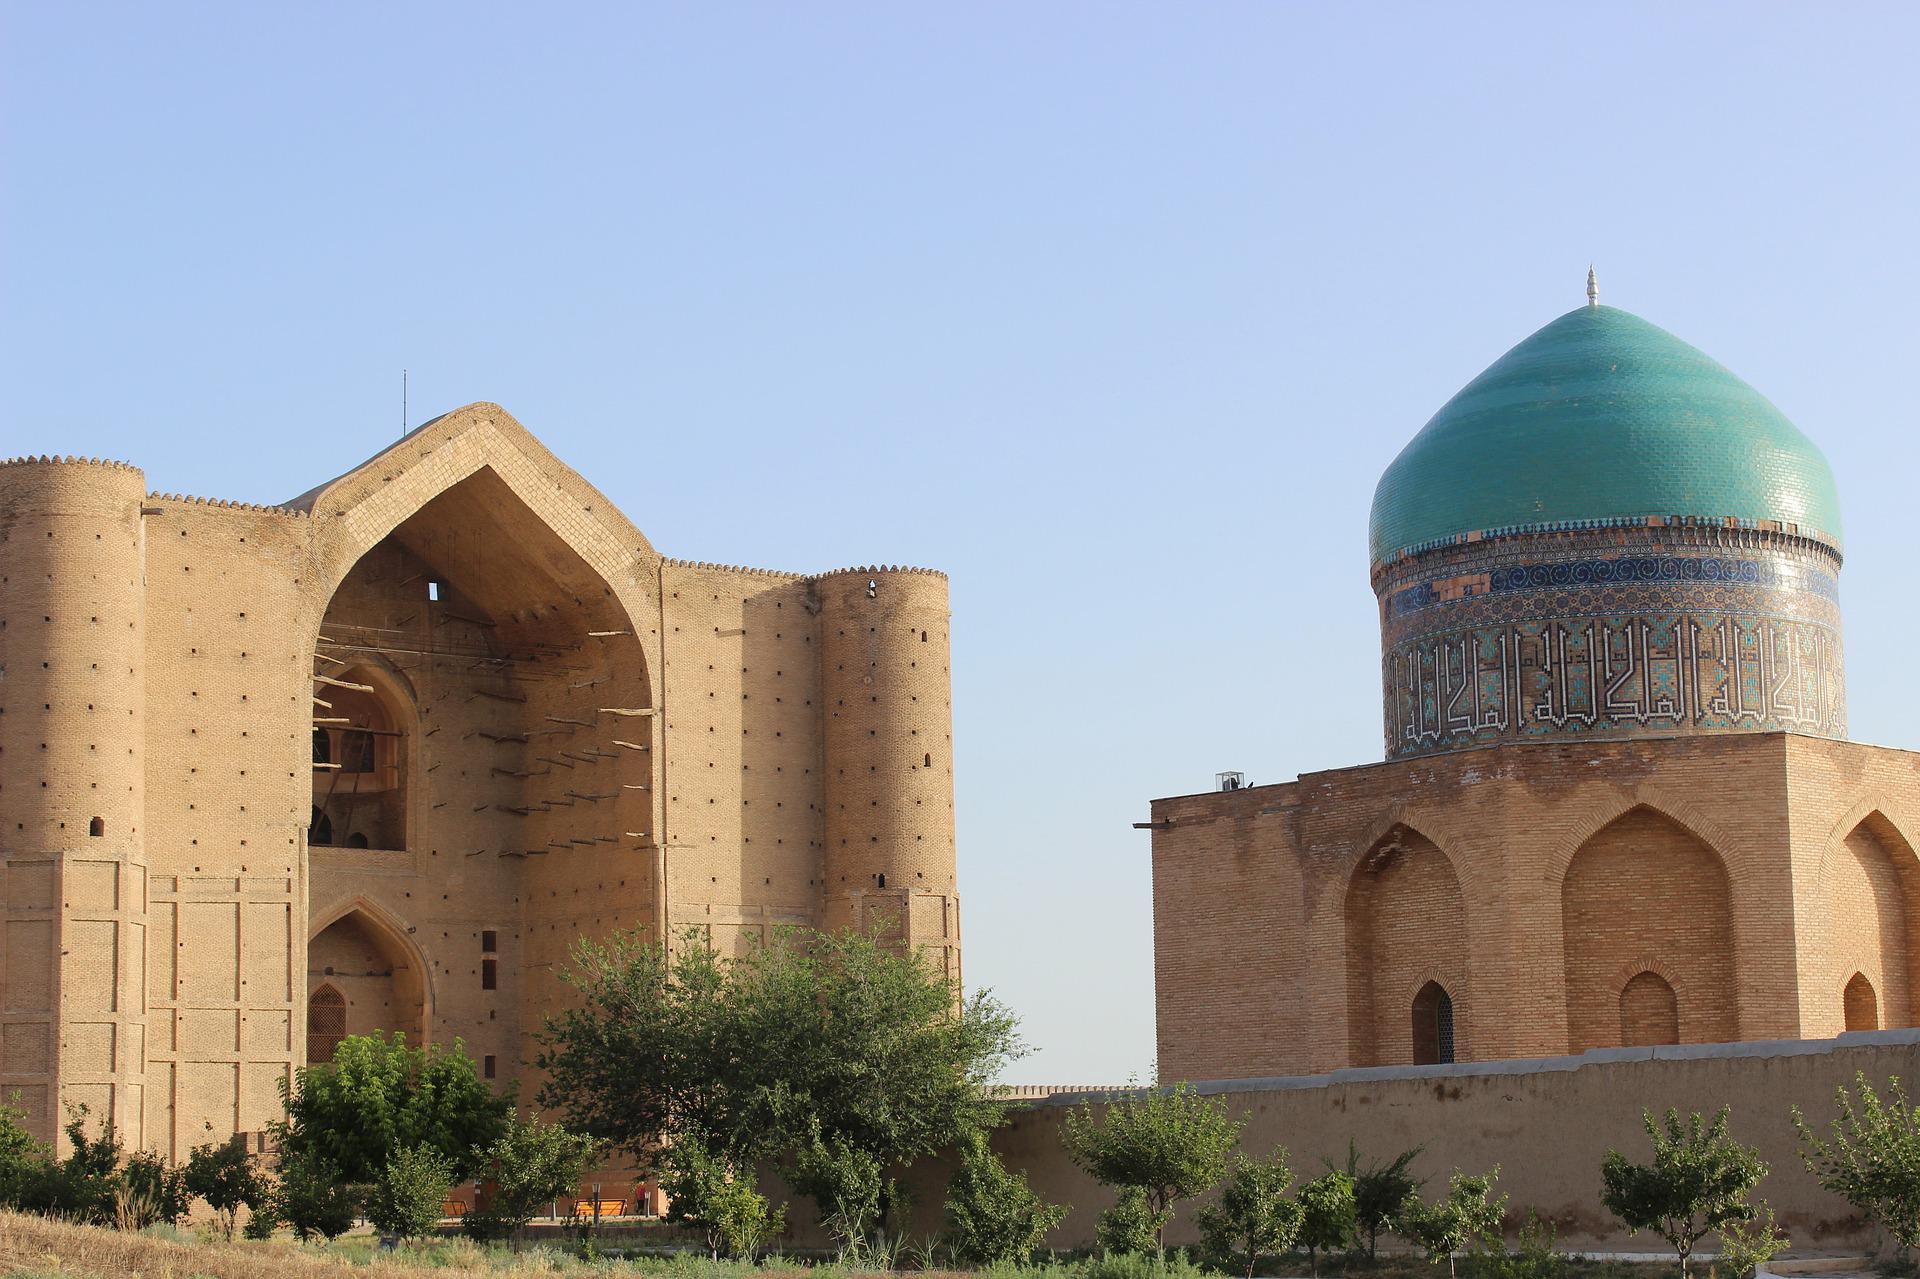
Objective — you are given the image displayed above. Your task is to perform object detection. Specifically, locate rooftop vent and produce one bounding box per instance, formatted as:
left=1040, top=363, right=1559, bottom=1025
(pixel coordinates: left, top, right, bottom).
left=1216, top=771, right=1244, bottom=792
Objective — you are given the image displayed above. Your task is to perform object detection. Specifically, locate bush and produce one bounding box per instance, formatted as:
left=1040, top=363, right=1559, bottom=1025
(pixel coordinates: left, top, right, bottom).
left=1794, top=1072, right=1920, bottom=1256
left=1716, top=1201, right=1789, bottom=1279
left=115, top=1149, right=188, bottom=1231
left=461, top=1111, right=599, bottom=1243
left=271, top=1148, right=360, bottom=1242
left=366, top=1144, right=455, bottom=1242
left=1601, top=1107, right=1772, bottom=1279
left=1397, top=1168, right=1507, bottom=1279
left=1196, top=1147, right=1302, bottom=1278
left=1096, top=1186, right=1169, bottom=1257
left=1480, top=1210, right=1570, bottom=1279
left=947, top=1130, right=1068, bottom=1266
left=791, top=1126, right=885, bottom=1255
left=0, top=1095, right=50, bottom=1210
left=1296, top=1170, right=1358, bottom=1277
left=183, top=1139, right=264, bottom=1240
left=1063, top=1083, right=1242, bottom=1256
left=1339, top=1141, right=1424, bottom=1261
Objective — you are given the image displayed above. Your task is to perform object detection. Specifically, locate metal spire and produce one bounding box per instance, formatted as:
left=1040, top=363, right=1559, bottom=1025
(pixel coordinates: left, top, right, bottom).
left=1586, top=265, right=1599, bottom=307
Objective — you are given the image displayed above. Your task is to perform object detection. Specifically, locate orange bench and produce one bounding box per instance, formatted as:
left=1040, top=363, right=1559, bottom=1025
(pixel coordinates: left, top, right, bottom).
left=573, top=1198, right=627, bottom=1220
left=440, top=1200, right=469, bottom=1218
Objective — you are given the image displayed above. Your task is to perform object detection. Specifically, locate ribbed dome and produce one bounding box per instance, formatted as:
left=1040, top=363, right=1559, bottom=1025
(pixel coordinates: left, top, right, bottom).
left=1369, top=304, right=1842, bottom=568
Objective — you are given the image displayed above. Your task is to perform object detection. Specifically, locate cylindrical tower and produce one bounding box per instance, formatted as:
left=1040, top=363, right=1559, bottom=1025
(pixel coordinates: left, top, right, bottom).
left=817, top=567, right=960, bottom=982
left=0, top=457, right=148, bottom=1146
left=1369, top=300, right=1845, bottom=761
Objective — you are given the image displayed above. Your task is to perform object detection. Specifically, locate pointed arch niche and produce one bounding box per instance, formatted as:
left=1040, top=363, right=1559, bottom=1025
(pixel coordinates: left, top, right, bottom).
left=307, top=906, right=428, bottom=1053
left=1562, top=806, right=1736, bottom=1053
left=1820, top=813, right=1918, bottom=1033
left=1345, top=825, right=1469, bottom=1066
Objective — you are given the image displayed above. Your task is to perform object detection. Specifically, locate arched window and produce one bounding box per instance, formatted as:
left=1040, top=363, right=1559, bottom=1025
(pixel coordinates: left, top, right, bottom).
left=306, top=985, right=347, bottom=1063
left=1844, top=973, right=1879, bottom=1032
left=346, top=832, right=369, bottom=849
left=88, top=817, right=104, bottom=838
left=1620, top=971, right=1680, bottom=1046
left=1411, top=981, right=1455, bottom=1065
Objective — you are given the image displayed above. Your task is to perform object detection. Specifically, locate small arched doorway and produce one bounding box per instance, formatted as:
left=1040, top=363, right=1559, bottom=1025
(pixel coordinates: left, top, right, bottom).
left=1844, top=973, right=1879, bottom=1031
left=1620, top=971, right=1680, bottom=1046
left=1411, top=981, right=1455, bottom=1065
left=307, top=906, right=428, bottom=1057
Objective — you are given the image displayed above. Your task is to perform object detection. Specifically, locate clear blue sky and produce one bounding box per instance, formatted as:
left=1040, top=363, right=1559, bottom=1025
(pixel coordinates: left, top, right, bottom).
left=5, top=4, right=1917, bottom=1083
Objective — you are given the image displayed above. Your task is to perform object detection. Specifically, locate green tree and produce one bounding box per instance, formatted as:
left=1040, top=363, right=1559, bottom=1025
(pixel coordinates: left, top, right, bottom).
left=0, top=1096, right=51, bottom=1210
left=271, top=1148, right=360, bottom=1242
left=184, top=1138, right=265, bottom=1240
left=1196, top=1147, right=1303, bottom=1279
left=1397, top=1168, right=1508, bottom=1279
left=116, top=1149, right=189, bottom=1230
left=656, top=1130, right=787, bottom=1260
left=791, top=1124, right=889, bottom=1255
left=273, top=1031, right=509, bottom=1184
left=1338, top=1141, right=1424, bottom=1261
left=1600, top=1108, right=1771, bottom=1279
left=1062, top=1083, right=1243, bottom=1255
left=366, top=1144, right=455, bottom=1242
left=23, top=1104, right=122, bottom=1224
left=536, top=926, right=1021, bottom=1237
left=1793, top=1072, right=1920, bottom=1255
left=946, top=1129, right=1068, bottom=1266
left=1296, top=1170, right=1358, bottom=1277
left=461, top=1111, right=600, bottom=1243
left=1095, top=1186, right=1168, bottom=1257
left=1716, top=1202, right=1789, bottom=1278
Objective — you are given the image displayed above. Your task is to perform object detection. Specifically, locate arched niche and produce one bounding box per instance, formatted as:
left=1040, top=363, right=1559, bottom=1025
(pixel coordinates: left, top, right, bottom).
left=1844, top=972, right=1879, bottom=1032
left=1344, top=825, right=1469, bottom=1066
left=1619, top=970, right=1679, bottom=1046
left=1410, top=980, right=1456, bottom=1065
left=1562, top=806, right=1736, bottom=1053
left=1819, top=813, right=1918, bottom=1033
left=307, top=906, right=428, bottom=1053
left=310, top=663, right=413, bottom=851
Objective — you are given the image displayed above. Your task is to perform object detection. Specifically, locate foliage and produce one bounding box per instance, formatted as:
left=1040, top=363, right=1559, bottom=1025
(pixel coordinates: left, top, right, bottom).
left=273, top=1031, right=510, bottom=1184
left=947, top=1129, right=1069, bottom=1266
left=0, top=1096, right=50, bottom=1210
left=115, top=1149, right=188, bottom=1230
left=1338, top=1140, right=1425, bottom=1261
left=1480, top=1210, right=1572, bottom=1279
left=536, top=926, right=1021, bottom=1238
left=270, top=1147, right=360, bottom=1242
left=366, top=1144, right=455, bottom=1242
left=1397, top=1168, right=1507, bottom=1279
left=19, top=1104, right=124, bottom=1224
left=1716, top=1201, right=1789, bottom=1279
left=1094, top=1186, right=1169, bottom=1258
left=1600, top=1108, right=1771, bottom=1278
left=183, top=1139, right=264, bottom=1241
left=460, top=1111, right=600, bottom=1243
left=657, top=1131, right=785, bottom=1260
left=791, top=1124, right=888, bottom=1255
left=1195, top=1146, right=1303, bottom=1278
left=1062, top=1083, right=1242, bottom=1254
left=1793, top=1072, right=1920, bottom=1254
left=240, top=1197, right=278, bottom=1238
left=1296, top=1170, right=1358, bottom=1277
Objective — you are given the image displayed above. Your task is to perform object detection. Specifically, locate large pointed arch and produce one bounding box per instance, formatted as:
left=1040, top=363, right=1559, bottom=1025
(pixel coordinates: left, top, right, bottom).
left=1344, top=821, right=1472, bottom=1066
left=307, top=895, right=436, bottom=1051
left=1813, top=804, right=1920, bottom=1033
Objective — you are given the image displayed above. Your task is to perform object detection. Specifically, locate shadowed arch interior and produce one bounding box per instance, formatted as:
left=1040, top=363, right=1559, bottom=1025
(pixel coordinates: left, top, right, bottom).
left=1345, top=825, right=1468, bottom=1066
left=307, top=909, right=427, bottom=1052
left=1562, top=806, right=1735, bottom=1053
left=1844, top=972, right=1879, bottom=1031
left=1821, top=814, right=1918, bottom=1033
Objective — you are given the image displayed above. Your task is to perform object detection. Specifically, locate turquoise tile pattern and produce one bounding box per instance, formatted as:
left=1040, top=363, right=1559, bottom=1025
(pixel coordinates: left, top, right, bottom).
left=1368, top=306, right=1843, bottom=569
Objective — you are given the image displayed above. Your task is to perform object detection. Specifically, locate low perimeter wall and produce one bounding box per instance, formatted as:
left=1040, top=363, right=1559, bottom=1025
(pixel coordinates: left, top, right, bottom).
left=830, top=1030, right=1920, bottom=1255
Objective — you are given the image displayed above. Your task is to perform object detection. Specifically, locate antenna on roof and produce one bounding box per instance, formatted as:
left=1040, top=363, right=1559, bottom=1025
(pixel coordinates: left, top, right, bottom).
left=1586, top=265, right=1599, bottom=307
left=401, top=369, right=408, bottom=438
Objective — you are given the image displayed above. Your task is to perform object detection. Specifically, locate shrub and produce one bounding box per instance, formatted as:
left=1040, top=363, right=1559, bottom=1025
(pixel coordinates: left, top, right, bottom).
left=116, top=1149, right=188, bottom=1230
left=1793, top=1072, right=1920, bottom=1256
left=791, top=1126, right=885, bottom=1255
left=947, top=1130, right=1068, bottom=1266
left=1600, top=1107, right=1772, bottom=1279
left=1096, top=1186, right=1169, bottom=1257
left=1480, top=1210, right=1570, bottom=1279
left=1397, top=1168, right=1507, bottom=1279
left=1716, top=1201, right=1789, bottom=1279
left=1063, top=1083, right=1242, bottom=1256
left=1339, top=1141, right=1425, bottom=1261
left=1296, top=1170, right=1358, bottom=1277
left=366, top=1144, right=455, bottom=1242
left=461, top=1111, right=600, bottom=1243
left=0, top=1096, right=51, bottom=1210
left=183, top=1138, right=264, bottom=1240
left=1196, top=1146, right=1303, bottom=1278
left=271, top=1148, right=359, bottom=1242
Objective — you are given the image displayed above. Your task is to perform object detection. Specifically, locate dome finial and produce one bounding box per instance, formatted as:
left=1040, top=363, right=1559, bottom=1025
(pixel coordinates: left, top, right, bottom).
left=1586, top=265, right=1599, bottom=307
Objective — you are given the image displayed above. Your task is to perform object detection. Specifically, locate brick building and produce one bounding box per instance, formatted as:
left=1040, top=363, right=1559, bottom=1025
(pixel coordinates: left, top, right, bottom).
left=0, top=404, right=959, bottom=1155
left=1151, top=277, right=1919, bottom=1080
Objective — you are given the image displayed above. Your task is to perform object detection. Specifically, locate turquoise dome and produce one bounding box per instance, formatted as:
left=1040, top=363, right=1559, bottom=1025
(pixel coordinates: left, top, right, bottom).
left=1369, top=304, right=1842, bottom=568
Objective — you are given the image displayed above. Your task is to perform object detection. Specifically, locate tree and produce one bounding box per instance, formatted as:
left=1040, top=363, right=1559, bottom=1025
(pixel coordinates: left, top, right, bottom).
left=658, top=1130, right=787, bottom=1260
left=271, top=1148, right=360, bottom=1242
left=116, top=1149, right=189, bottom=1231
left=1600, top=1108, right=1771, bottom=1279
left=1338, top=1141, right=1425, bottom=1261
left=1062, top=1083, right=1243, bottom=1255
left=792, top=1124, right=889, bottom=1255
left=946, top=1129, right=1069, bottom=1267
left=462, top=1112, right=601, bottom=1243
left=1716, top=1202, right=1789, bottom=1278
left=1296, top=1170, right=1358, bottom=1277
left=536, top=926, right=1022, bottom=1237
left=1793, top=1072, right=1920, bottom=1255
left=1196, top=1147, right=1303, bottom=1279
left=0, top=1096, right=51, bottom=1210
left=366, top=1144, right=454, bottom=1242
left=1095, top=1186, right=1167, bottom=1257
left=273, top=1031, right=510, bottom=1184
left=184, top=1139, right=265, bottom=1241
left=1397, top=1168, right=1508, bottom=1279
